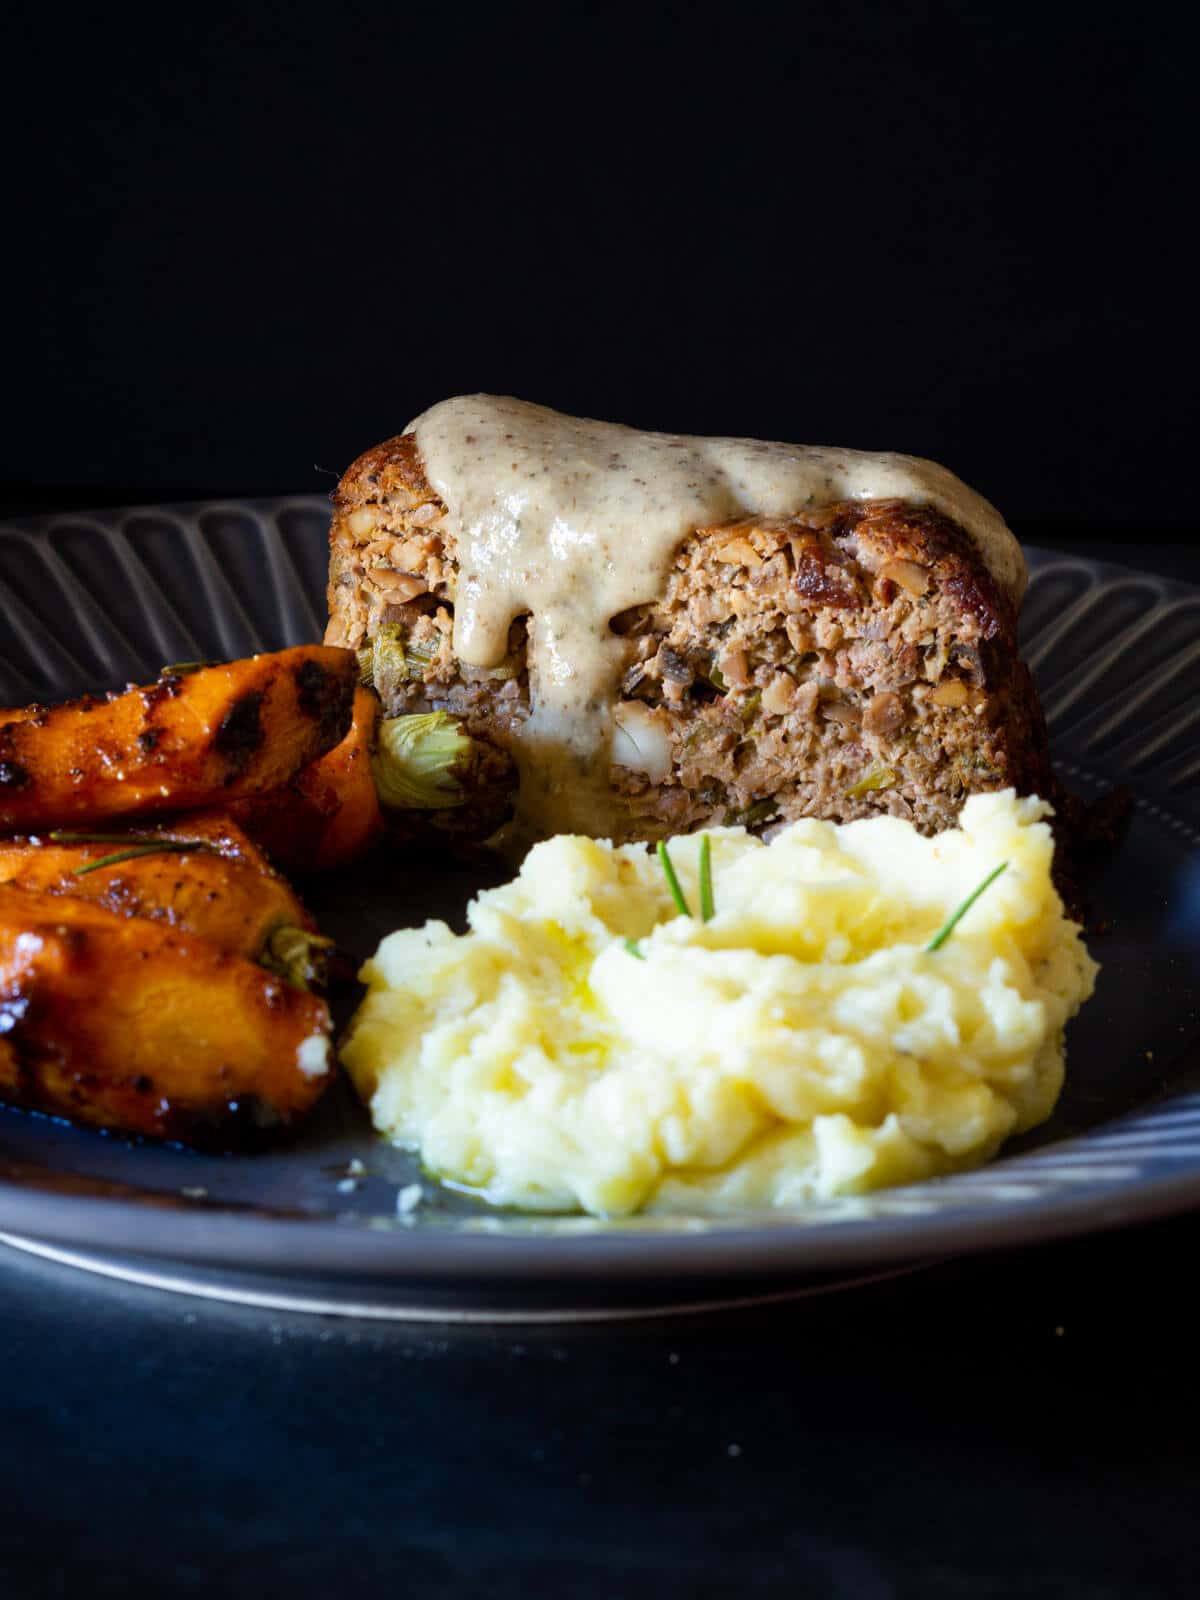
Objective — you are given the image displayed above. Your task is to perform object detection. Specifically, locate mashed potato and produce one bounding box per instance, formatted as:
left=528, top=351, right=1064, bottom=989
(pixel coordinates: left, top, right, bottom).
left=340, top=793, right=1098, bottom=1216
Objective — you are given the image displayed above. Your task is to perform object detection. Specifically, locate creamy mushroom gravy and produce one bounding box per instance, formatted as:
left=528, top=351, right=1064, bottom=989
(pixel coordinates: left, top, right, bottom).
left=410, top=394, right=1026, bottom=843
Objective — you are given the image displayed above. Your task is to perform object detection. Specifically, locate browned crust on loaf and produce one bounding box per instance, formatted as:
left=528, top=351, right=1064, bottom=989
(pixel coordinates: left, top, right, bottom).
left=802, top=500, right=1014, bottom=638
left=326, top=434, right=453, bottom=645
left=336, top=432, right=440, bottom=511
left=699, top=501, right=1015, bottom=641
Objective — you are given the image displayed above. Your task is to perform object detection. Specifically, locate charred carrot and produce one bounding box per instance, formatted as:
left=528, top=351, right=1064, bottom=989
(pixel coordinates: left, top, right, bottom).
left=0, top=646, right=357, bottom=832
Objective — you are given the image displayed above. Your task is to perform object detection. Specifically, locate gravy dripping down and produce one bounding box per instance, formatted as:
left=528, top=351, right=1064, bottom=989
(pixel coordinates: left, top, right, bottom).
left=410, top=395, right=1027, bottom=843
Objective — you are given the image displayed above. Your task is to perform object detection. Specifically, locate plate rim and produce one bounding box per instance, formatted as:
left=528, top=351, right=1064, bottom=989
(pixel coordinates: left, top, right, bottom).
left=1, top=1139, right=1198, bottom=1283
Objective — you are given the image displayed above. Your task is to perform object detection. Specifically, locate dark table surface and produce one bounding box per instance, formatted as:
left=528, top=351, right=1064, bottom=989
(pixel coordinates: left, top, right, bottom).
left=2, top=521, right=1199, bottom=1599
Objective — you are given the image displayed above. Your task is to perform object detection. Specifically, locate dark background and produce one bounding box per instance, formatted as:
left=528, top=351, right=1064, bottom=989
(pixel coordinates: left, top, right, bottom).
left=3, top=2, right=1196, bottom=536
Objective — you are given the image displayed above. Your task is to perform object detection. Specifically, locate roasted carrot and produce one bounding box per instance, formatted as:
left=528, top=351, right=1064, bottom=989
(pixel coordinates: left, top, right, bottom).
left=0, top=645, right=357, bottom=832
left=0, top=813, right=328, bottom=983
left=229, top=685, right=385, bottom=871
left=305, top=686, right=385, bottom=868
left=221, top=782, right=339, bottom=878
left=0, top=884, right=333, bottom=1142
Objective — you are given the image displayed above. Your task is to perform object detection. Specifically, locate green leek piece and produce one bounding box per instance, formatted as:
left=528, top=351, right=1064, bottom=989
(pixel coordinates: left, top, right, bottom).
left=845, top=766, right=898, bottom=799
left=370, top=624, right=408, bottom=684
left=404, top=636, right=438, bottom=672
left=372, top=712, right=472, bottom=810
left=262, top=924, right=336, bottom=991
left=731, top=797, right=779, bottom=829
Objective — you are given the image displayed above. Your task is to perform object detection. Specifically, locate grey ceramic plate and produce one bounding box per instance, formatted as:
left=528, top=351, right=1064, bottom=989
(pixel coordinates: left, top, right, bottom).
left=1, top=498, right=1199, bottom=1317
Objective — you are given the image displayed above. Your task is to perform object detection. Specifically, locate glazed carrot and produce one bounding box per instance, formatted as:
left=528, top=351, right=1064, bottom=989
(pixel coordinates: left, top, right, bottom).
left=222, top=781, right=339, bottom=877
left=305, top=686, right=386, bottom=868
left=0, top=884, right=333, bottom=1143
left=229, top=686, right=385, bottom=871
left=0, top=813, right=324, bottom=979
left=0, top=645, right=357, bottom=832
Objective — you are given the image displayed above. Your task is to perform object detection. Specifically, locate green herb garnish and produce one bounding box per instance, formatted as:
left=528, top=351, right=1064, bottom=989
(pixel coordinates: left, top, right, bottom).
left=50, top=830, right=162, bottom=844
left=656, top=839, right=691, bottom=918
left=160, top=660, right=218, bottom=677
left=925, top=862, right=1009, bottom=952
left=623, top=938, right=646, bottom=960
left=70, top=841, right=213, bottom=876
left=698, top=833, right=715, bottom=922
left=50, top=830, right=218, bottom=874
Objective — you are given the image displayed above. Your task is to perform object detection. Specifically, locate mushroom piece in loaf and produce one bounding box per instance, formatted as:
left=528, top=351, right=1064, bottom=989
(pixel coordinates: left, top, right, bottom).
left=326, top=431, right=1050, bottom=844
